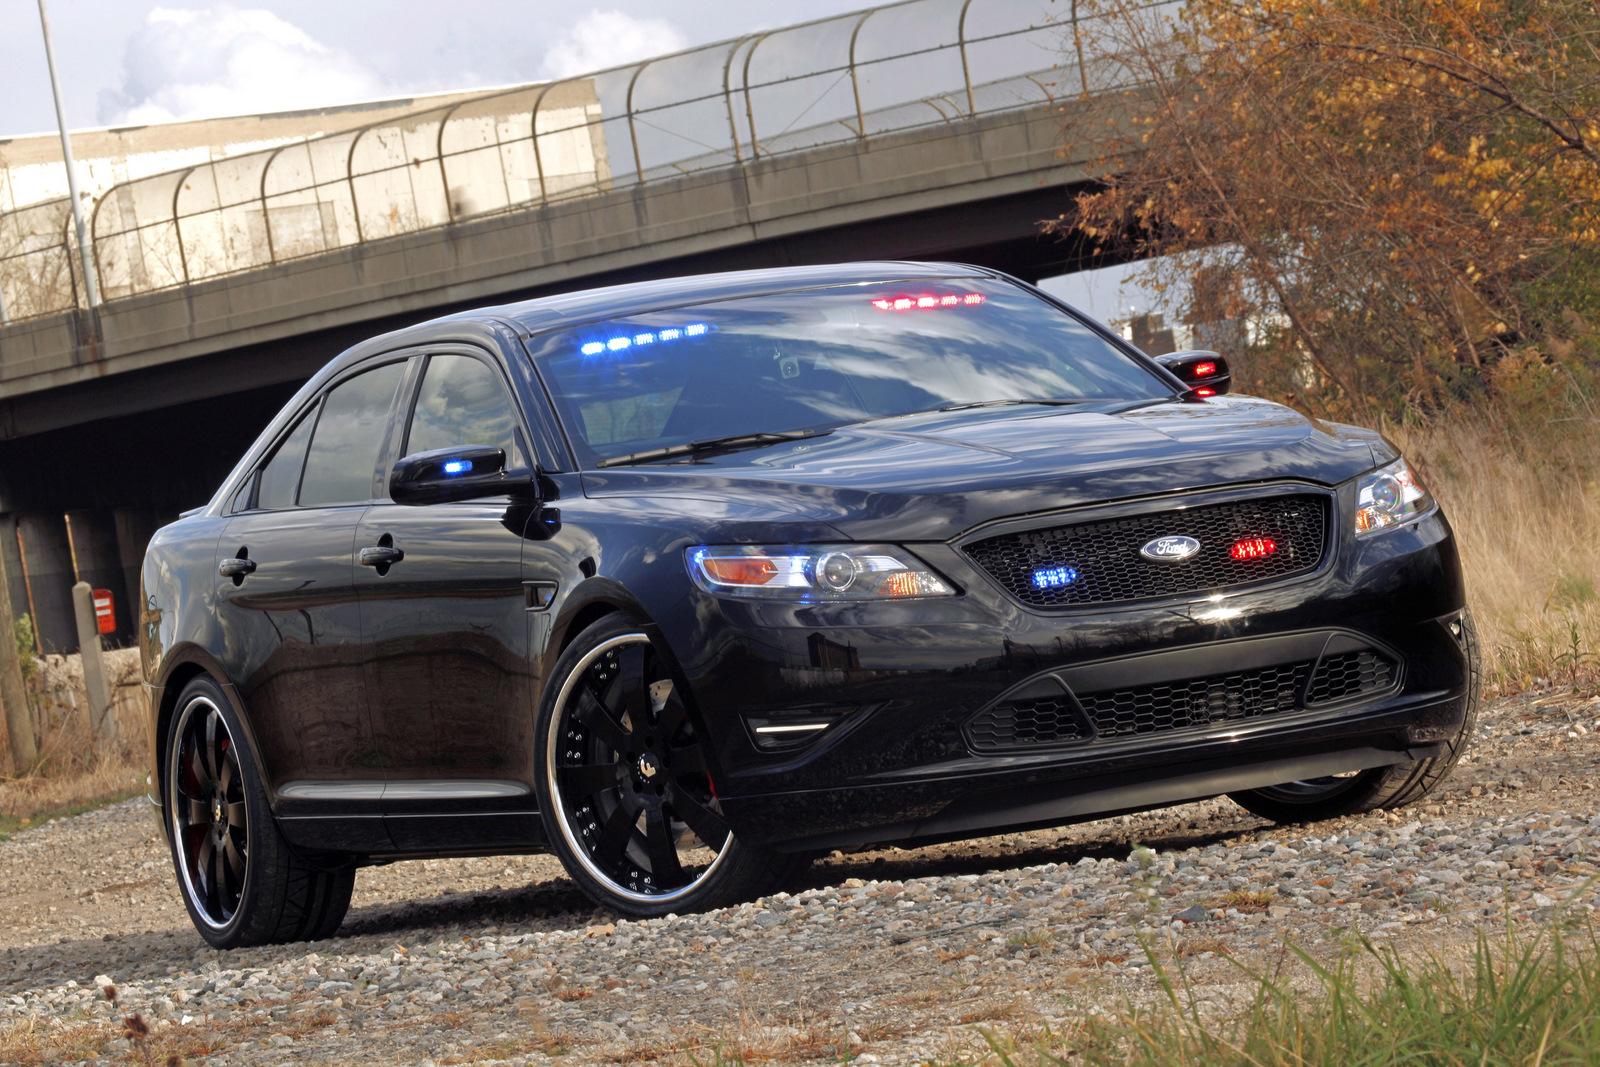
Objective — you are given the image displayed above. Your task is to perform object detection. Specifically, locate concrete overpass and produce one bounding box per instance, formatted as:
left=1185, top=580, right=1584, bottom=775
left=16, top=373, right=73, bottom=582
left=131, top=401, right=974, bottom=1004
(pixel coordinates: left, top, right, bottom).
left=0, top=0, right=1165, bottom=650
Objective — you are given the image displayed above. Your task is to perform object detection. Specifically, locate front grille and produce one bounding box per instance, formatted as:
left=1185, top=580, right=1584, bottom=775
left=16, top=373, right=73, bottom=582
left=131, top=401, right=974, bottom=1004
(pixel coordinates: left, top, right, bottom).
left=965, top=494, right=1329, bottom=608
left=966, top=695, right=1090, bottom=750
left=965, top=645, right=1401, bottom=753
left=1306, top=649, right=1397, bottom=705
left=1078, top=662, right=1311, bottom=739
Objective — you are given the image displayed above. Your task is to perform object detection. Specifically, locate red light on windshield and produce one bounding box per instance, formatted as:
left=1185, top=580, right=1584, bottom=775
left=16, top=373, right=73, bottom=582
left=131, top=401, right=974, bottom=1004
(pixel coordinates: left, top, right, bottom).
left=1192, top=361, right=1217, bottom=377
left=873, top=292, right=986, bottom=311
left=1230, top=537, right=1278, bottom=561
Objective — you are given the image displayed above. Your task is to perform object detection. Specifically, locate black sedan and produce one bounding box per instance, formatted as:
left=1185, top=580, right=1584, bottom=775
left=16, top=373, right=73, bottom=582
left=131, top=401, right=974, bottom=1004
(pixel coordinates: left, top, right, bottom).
left=140, top=262, right=1477, bottom=947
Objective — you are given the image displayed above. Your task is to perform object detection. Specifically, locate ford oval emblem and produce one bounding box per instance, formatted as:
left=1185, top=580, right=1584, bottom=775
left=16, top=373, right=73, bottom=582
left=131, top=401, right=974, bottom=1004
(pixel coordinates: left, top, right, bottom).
left=1140, top=535, right=1201, bottom=562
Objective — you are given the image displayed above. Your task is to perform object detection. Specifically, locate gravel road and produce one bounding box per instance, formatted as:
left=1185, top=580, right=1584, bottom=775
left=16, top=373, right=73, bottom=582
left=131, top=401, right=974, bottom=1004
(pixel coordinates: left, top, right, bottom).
left=3, top=691, right=1597, bottom=1065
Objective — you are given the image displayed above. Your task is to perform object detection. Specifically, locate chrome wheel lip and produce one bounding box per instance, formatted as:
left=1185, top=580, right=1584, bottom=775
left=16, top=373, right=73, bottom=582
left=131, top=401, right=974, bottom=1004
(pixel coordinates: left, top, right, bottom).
left=546, top=632, right=732, bottom=906
left=167, top=695, right=243, bottom=931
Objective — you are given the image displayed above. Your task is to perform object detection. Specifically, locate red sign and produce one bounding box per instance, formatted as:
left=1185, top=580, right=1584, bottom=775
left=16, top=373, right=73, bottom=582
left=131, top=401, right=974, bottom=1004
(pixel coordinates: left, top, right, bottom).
left=92, top=588, right=116, bottom=635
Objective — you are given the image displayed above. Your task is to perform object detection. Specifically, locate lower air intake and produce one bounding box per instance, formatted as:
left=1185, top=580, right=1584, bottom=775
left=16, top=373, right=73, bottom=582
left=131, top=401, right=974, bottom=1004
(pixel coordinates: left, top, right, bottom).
left=966, top=646, right=1402, bottom=753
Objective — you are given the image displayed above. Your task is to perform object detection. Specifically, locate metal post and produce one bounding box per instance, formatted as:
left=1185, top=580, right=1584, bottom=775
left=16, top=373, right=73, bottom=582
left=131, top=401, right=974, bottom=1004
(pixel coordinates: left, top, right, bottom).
left=35, top=0, right=100, bottom=308
left=71, top=582, right=114, bottom=742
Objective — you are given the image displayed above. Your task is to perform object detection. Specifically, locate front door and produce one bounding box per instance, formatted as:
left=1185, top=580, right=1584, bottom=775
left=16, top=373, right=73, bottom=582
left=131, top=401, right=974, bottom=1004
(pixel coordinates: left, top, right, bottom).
left=353, top=350, right=538, bottom=814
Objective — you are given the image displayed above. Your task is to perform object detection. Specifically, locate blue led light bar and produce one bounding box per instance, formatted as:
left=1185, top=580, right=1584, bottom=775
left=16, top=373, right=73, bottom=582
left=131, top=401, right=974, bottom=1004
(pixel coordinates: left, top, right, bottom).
left=1031, top=565, right=1080, bottom=590
left=579, top=323, right=712, bottom=356
left=442, top=459, right=472, bottom=476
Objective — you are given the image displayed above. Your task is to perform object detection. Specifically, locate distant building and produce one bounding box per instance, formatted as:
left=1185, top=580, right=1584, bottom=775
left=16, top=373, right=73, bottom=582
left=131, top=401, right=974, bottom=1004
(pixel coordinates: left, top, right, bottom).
left=1115, top=311, right=1179, bottom=355
left=0, top=89, right=496, bottom=212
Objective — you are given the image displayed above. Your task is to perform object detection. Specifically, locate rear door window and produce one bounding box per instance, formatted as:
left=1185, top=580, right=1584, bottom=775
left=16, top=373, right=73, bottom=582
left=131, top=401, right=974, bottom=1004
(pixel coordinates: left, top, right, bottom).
left=254, top=408, right=315, bottom=511
left=298, top=362, right=406, bottom=507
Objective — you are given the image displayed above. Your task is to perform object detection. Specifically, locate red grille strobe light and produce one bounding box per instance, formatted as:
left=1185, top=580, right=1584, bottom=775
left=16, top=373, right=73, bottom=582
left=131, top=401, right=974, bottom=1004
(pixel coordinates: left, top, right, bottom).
left=1230, top=536, right=1278, bottom=561
left=872, top=293, right=986, bottom=311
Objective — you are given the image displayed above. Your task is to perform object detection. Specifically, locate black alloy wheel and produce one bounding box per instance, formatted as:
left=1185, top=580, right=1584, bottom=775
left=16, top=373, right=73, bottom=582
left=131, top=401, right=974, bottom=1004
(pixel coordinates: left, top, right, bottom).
left=162, top=676, right=356, bottom=948
left=169, top=693, right=248, bottom=929
left=549, top=632, right=731, bottom=901
left=538, top=617, right=808, bottom=915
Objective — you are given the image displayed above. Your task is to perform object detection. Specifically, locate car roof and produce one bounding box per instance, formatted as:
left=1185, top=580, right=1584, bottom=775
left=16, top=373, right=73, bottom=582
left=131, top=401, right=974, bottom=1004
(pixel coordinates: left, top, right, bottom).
left=325, top=261, right=1000, bottom=384
left=447, top=260, right=996, bottom=337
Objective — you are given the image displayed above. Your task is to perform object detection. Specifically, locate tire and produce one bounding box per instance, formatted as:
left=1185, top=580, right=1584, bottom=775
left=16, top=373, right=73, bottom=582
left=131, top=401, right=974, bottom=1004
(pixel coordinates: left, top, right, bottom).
left=163, top=676, right=355, bottom=948
left=1229, top=614, right=1482, bottom=824
left=535, top=613, right=808, bottom=917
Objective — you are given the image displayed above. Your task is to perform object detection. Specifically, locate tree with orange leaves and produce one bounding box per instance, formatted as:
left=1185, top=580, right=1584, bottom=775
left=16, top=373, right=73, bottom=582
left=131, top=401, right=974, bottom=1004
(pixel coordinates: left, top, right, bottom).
left=1054, top=0, right=1600, bottom=418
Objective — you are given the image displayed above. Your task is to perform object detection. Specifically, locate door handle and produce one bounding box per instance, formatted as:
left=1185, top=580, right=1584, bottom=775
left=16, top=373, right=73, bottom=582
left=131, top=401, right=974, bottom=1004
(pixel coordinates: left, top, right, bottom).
left=218, top=557, right=257, bottom=579
left=358, top=545, right=405, bottom=568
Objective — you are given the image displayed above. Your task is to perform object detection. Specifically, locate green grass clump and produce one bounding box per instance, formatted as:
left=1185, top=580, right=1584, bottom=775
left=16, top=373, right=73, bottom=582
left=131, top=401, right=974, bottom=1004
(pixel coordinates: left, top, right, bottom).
left=979, top=924, right=1600, bottom=1066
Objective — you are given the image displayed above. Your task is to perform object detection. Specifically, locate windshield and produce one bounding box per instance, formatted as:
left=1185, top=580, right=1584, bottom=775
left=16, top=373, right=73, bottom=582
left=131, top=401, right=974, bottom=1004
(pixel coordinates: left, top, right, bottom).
left=529, top=277, right=1173, bottom=467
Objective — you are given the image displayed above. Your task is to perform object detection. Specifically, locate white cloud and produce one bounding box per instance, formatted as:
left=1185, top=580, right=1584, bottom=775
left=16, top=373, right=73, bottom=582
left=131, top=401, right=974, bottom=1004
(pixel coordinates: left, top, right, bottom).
left=539, top=9, right=688, bottom=80
left=98, top=6, right=388, bottom=125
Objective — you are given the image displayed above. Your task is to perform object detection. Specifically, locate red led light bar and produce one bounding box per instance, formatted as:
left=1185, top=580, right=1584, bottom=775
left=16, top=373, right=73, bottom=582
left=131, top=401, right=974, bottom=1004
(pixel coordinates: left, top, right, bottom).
left=872, top=292, right=986, bottom=311
left=1230, top=537, right=1278, bottom=560
left=1192, top=386, right=1216, bottom=398
left=1192, top=361, right=1218, bottom=377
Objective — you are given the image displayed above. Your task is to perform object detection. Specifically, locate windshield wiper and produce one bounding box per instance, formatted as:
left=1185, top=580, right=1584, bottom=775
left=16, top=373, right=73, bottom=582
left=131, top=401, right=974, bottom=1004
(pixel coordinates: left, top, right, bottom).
left=935, top=398, right=1096, bottom=413
left=597, top=428, right=832, bottom=468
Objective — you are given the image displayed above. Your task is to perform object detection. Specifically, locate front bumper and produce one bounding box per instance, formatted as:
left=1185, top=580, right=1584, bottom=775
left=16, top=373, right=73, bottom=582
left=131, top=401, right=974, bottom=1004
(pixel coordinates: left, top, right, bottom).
left=648, top=489, right=1472, bottom=852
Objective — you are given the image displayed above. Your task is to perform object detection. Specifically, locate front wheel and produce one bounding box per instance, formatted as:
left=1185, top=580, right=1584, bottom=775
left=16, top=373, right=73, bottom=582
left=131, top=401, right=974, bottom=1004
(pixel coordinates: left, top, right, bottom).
left=163, top=676, right=355, bottom=948
left=535, top=615, right=807, bottom=916
left=1229, top=614, right=1481, bottom=824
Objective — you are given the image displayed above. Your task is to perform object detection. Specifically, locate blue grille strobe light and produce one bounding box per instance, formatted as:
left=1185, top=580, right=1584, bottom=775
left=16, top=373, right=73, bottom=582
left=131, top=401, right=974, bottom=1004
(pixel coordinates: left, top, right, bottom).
left=580, top=322, right=710, bottom=356
left=1031, top=564, right=1080, bottom=590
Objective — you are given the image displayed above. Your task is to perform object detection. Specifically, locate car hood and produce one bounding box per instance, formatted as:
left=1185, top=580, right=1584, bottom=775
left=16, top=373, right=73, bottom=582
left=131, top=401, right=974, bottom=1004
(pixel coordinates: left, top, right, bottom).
left=578, top=396, right=1388, bottom=541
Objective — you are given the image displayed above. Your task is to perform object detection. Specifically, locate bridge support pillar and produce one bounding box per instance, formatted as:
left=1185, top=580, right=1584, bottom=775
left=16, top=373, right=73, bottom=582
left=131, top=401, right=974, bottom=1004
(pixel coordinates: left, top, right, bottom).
left=112, top=508, right=164, bottom=638
left=15, top=513, right=76, bottom=653
left=65, top=510, right=129, bottom=644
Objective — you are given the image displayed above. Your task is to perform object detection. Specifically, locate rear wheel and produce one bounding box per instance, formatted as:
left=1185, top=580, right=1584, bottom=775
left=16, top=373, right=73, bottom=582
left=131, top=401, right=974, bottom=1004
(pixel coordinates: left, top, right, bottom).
left=1229, top=615, right=1481, bottom=824
left=164, top=676, right=354, bottom=948
left=535, top=615, right=807, bottom=916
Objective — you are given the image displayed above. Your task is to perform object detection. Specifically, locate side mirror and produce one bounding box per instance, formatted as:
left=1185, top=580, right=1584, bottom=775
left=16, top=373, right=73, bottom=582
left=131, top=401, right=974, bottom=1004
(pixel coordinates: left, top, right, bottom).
left=389, top=446, right=530, bottom=505
left=1155, top=350, right=1232, bottom=397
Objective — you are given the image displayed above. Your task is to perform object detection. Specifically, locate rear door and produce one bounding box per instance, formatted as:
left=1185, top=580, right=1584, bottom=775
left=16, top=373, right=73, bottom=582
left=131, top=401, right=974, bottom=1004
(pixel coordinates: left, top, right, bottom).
left=352, top=348, right=539, bottom=822
left=214, top=358, right=409, bottom=802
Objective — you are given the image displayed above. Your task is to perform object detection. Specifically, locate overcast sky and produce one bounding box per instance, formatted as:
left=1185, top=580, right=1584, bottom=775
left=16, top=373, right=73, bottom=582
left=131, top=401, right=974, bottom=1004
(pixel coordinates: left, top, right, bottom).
left=0, top=1, right=873, bottom=137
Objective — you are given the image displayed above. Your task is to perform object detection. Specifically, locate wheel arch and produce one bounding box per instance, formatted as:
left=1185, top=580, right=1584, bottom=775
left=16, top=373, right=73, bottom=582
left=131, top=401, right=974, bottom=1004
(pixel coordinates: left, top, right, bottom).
left=550, top=576, right=657, bottom=655
left=152, top=649, right=270, bottom=818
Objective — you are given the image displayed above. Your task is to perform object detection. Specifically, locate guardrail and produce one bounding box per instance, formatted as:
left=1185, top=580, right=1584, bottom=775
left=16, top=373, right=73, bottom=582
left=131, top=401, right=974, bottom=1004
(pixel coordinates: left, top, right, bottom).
left=0, top=0, right=1172, bottom=326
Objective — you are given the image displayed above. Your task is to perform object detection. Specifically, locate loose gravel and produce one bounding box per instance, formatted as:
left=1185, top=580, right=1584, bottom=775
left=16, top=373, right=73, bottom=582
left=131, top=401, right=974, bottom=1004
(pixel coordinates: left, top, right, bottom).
left=2, top=691, right=1597, bottom=1064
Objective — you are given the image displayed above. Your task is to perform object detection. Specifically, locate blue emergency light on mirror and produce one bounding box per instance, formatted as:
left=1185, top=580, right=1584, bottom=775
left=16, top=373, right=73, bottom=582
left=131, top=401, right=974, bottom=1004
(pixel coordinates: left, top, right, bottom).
left=442, top=459, right=472, bottom=476
left=580, top=322, right=711, bottom=356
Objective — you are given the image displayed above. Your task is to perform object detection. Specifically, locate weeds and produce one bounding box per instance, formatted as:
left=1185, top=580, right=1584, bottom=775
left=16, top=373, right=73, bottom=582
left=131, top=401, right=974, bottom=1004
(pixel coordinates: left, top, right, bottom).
left=967, top=922, right=1600, bottom=1066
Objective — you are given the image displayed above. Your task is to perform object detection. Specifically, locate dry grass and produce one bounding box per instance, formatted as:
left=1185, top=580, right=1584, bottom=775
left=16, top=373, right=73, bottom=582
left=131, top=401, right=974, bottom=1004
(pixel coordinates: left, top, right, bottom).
left=0, top=648, right=150, bottom=836
left=1211, top=890, right=1276, bottom=914
left=1396, top=413, right=1600, bottom=692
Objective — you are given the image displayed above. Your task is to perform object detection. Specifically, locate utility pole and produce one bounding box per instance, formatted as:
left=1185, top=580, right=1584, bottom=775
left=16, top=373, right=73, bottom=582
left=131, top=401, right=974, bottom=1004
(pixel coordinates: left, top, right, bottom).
left=35, top=0, right=100, bottom=308
left=0, top=546, right=39, bottom=771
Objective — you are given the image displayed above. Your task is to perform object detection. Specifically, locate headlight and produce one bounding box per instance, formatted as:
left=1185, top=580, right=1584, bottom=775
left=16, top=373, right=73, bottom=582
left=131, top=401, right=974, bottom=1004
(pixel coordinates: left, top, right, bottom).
left=1354, top=458, right=1434, bottom=535
left=687, top=544, right=955, bottom=600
